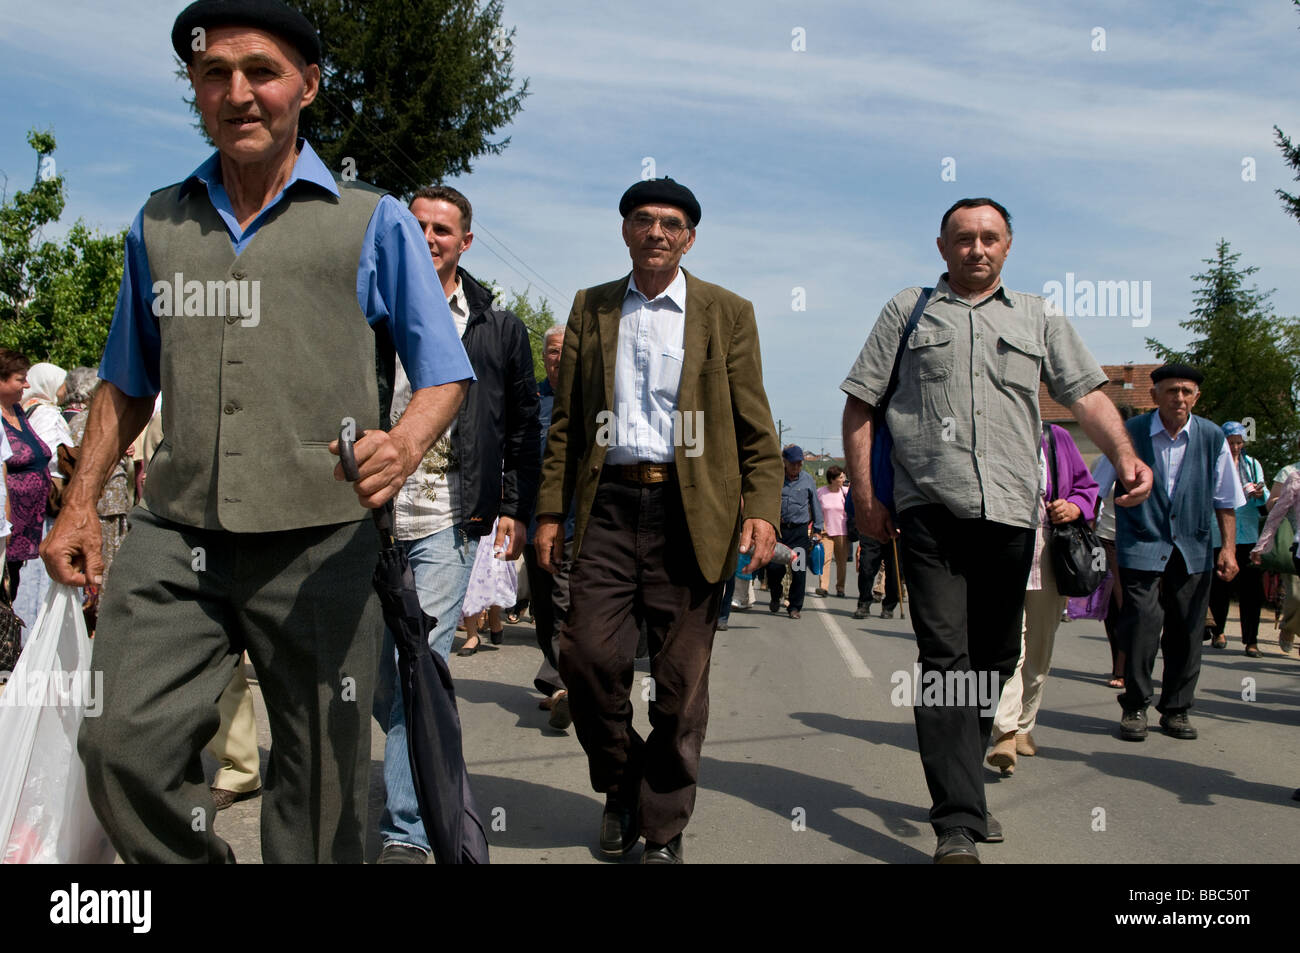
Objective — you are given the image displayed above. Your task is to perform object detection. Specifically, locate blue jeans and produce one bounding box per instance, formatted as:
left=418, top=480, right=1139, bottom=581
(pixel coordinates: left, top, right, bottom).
left=373, top=525, right=478, bottom=852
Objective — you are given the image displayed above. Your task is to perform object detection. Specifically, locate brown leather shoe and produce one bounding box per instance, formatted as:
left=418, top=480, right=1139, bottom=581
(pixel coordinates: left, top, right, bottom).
left=986, top=731, right=1016, bottom=775
left=211, top=786, right=261, bottom=811
left=1015, top=732, right=1037, bottom=756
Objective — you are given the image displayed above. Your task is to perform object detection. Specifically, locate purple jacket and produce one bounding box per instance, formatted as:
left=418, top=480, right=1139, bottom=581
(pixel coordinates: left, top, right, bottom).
left=1042, top=424, right=1099, bottom=522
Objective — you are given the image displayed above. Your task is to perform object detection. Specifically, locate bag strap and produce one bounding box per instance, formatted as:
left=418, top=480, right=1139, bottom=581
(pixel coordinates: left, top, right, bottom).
left=878, top=288, right=933, bottom=413
left=1043, top=423, right=1059, bottom=503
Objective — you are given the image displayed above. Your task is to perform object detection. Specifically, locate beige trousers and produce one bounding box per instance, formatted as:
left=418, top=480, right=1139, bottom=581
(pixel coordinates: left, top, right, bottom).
left=994, top=554, right=1068, bottom=737
left=818, top=535, right=849, bottom=592
left=207, top=662, right=262, bottom=793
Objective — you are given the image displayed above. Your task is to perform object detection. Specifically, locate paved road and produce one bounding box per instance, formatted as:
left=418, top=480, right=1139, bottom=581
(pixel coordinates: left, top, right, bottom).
left=215, top=579, right=1300, bottom=864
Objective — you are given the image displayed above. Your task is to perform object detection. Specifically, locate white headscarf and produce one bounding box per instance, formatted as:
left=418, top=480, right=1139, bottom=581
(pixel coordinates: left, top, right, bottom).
left=22, top=363, right=68, bottom=410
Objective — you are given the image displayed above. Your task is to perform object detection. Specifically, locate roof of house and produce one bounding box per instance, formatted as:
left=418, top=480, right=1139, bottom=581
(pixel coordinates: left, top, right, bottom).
left=1039, top=363, right=1161, bottom=421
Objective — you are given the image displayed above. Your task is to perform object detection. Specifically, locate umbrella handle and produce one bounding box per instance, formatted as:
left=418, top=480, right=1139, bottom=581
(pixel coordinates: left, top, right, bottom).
left=339, top=422, right=397, bottom=549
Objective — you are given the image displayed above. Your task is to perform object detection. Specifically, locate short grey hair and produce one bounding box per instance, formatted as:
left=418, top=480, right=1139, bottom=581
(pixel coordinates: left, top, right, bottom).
left=543, top=325, right=566, bottom=345
left=63, top=366, right=100, bottom=405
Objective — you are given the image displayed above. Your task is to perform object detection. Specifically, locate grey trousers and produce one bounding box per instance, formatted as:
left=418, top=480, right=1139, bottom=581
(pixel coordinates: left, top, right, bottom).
left=78, top=506, right=381, bottom=863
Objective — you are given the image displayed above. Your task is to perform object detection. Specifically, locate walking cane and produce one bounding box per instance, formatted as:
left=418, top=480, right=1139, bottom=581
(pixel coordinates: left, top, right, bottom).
left=891, top=536, right=906, bottom=621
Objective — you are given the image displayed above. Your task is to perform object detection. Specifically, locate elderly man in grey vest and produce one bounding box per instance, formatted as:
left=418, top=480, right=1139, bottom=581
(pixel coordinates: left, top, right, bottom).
left=41, top=0, right=473, bottom=863
left=1093, top=364, right=1244, bottom=743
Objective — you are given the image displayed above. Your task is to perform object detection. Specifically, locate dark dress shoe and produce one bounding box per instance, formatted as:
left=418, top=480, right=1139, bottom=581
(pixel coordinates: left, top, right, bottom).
left=599, top=797, right=639, bottom=855
left=211, top=786, right=261, bottom=811
left=934, top=828, right=980, bottom=864
left=852, top=605, right=870, bottom=620
left=1120, top=709, right=1148, bottom=741
left=377, top=843, right=429, bottom=864
left=881, top=608, right=894, bottom=619
left=788, top=610, right=801, bottom=620
left=641, top=834, right=684, bottom=864
left=983, top=812, right=1004, bottom=844
left=769, top=601, right=781, bottom=615
left=1159, top=711, right=1198, bottom=740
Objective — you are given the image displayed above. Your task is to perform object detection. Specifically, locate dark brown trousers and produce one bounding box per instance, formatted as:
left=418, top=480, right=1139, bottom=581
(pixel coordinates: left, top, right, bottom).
left=558, top=476, right=723, bottom=844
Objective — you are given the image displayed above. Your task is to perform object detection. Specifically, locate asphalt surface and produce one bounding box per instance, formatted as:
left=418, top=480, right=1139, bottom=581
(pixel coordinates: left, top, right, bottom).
left=213, top=575, right=1300, bottom=864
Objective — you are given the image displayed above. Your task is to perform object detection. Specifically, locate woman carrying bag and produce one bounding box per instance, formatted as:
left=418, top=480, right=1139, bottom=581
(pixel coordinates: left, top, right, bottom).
left=988, top=424, right=1099, bottom=775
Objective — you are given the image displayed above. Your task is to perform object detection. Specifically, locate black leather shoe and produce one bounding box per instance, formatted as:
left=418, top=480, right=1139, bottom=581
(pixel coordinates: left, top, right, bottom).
left=983, top=812, right=1004, bottom=844
left=852, top=605, right=870, bottom=620
left=1120, top=709, right=1148, bottom=741
left=934, top=828, right=980, bottom=864
left=377, top=843, right=429, bottom=864
left=769, top=601, right=781, bottom=615
left=1159, top=711, right=1198, bottom=740
left=640, top=833, right=684, bottom=864
left=599, top=797, right=639, bottom=855
left=788, top=610, right=801, bottom=620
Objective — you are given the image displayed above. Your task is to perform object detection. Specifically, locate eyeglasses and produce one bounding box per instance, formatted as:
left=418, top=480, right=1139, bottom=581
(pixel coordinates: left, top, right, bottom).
left=627, top=213, right=691, bottom=239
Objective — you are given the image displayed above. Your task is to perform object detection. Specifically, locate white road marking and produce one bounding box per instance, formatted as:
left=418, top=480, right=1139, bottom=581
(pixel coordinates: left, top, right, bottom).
left=818, top=606, right=873, bottom=679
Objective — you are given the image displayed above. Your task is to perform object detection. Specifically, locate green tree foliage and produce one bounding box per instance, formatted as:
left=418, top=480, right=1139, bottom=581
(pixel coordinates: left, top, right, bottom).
left=1146, top=240, right=1300, bottom=478
left=180, top=0, right=528, bottom=196
left=0, top=130, right=126, bottom=368
left=1276, top=125, right=1300, bottom=227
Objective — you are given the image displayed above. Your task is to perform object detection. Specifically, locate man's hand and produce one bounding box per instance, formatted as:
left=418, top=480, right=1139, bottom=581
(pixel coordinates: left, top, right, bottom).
left=41, top=502, right=105, bottom=588
left=1250, top=548, right=1263, bottom=566
left=738, top=518, right=776, bottom=573
left=330, top=429, right=417, bottom=508
left=854, top=492, right=897, bottom=543
left=1216, top=545, right=1239, bottom=582
left=534, top=516, right=563, bottom=573
left=494, top=516, right=526, bottom=561
left=1113, top=454, right=1154, bottom=508
left=1046, top=500, right=1082, bottom=524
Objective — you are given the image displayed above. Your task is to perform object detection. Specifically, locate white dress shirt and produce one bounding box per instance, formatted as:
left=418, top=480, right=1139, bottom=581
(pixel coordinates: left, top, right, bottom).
left=1093, top=412, right=1246, bottom=510
left=604, top=269, right=687, bottom=465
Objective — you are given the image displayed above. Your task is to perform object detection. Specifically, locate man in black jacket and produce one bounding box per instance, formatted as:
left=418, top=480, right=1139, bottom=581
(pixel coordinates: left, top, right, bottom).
left=373, top=185, right=540, bottom=863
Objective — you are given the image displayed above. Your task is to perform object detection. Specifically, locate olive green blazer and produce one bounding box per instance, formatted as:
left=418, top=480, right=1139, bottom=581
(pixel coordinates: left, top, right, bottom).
left=536, top=269, right=781, bottom=583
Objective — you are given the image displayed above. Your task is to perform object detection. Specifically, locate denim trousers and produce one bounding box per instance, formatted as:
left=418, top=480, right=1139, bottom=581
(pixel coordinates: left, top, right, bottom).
left=373, top=524, right=478, bottom=852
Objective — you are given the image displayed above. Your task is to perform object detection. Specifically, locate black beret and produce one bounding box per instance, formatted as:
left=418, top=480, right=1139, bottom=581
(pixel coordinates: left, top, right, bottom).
left=173, top=0, right=322, bottom=66
left=619, top=177, right=701, bottom=226
left=1151, top=363, right=1204, bottom=385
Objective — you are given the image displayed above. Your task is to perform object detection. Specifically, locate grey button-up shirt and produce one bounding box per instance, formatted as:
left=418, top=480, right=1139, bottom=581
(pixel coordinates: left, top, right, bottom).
left=780, top=470, right=823, bottom=530
left=840, top=275, right=1107, bottom=528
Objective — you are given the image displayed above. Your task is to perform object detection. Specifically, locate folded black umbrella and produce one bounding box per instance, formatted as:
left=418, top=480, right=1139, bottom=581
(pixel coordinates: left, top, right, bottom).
left=341, top=427, right=489, bottom=865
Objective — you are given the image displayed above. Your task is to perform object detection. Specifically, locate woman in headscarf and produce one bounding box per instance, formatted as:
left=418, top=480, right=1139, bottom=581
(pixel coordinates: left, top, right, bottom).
left=0, top=350, right=52, bottom=601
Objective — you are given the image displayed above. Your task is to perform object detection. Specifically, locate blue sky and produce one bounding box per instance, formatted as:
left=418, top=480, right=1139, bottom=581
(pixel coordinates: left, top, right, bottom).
left=2, top=0, right=1297, bottom=455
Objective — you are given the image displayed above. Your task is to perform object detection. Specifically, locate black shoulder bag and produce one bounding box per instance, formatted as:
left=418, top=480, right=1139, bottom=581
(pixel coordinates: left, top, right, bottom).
left=1043, top=425, right=1107, bottom=596
left=870, top=288, right=932, bottom=513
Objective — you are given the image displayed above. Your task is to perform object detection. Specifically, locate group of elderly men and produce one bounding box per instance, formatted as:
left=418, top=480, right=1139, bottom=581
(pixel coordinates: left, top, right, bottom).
left=41, top=0, right=1237, bottom=864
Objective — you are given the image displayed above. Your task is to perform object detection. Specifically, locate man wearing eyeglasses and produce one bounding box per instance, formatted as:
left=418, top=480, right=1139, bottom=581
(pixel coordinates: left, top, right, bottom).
left=534, top=177, right=782, bottom=863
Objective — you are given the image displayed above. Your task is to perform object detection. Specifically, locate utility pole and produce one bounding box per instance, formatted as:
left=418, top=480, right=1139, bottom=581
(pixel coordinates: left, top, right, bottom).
left=777, top=418, right=789, bottom=447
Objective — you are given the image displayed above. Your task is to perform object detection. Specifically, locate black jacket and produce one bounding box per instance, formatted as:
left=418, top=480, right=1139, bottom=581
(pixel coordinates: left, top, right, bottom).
left=447, top=269, right=541, bottom=537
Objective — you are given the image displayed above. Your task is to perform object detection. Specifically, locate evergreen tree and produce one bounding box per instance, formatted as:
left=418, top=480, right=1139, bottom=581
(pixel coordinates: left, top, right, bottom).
left=1147, top=240, right=1300, bottom=478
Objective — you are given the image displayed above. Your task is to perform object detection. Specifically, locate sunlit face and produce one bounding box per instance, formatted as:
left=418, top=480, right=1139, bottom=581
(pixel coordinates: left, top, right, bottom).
left=188, top=26, right=319, bottom=167
left=1150, top=379, right=1200, bottom=430
left=409, top=197, right=473, bottom=283
left=622, top=203, right=695, bottom=275
left=0, top=371, right=27, bottom=407
left=937, top=206, right=1012, bottom=294
left=1227, top=434, right=1245, bottom=460
left=542, top=332, right=563, bottom=387
left=829, top=472, right=845, bottom=489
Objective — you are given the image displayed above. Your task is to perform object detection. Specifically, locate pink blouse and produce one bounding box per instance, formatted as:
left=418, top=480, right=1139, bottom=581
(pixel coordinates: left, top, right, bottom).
left=817, top=485, right=848, bottom=537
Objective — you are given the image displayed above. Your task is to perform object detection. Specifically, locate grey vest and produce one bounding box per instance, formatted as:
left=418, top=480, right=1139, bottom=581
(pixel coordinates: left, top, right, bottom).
left=140, top=178, right=384, bottom=532
left=1115, top=412, right=1223, bottom=573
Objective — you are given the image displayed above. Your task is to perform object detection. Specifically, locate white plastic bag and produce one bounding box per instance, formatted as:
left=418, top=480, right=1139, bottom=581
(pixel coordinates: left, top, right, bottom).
left=0, top=583, right=115, bottom=863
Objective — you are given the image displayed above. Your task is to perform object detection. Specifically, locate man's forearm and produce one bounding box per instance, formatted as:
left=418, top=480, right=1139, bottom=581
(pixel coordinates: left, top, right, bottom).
left=1070, top=390, right=1137, bottom=466
left=63, top=382, right=156, bottom=510
left=842, top=396, right=874, bottom=493
left=1216, top=510, right=1235, bottom=550
left=389, top=380, right=468, bottom=477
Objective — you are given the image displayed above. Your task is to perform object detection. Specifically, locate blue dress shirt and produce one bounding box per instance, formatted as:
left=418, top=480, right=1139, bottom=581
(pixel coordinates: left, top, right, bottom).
left=99, top=140, right=474, bottom=398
